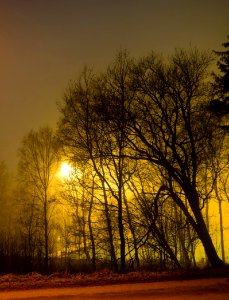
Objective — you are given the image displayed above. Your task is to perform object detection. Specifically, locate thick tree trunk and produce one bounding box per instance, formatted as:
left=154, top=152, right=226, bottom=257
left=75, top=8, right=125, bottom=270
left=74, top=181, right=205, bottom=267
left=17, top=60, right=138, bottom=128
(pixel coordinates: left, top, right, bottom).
left=190, top=199, right=224, bottom=268
left=170, top=186, right=224, bottom=268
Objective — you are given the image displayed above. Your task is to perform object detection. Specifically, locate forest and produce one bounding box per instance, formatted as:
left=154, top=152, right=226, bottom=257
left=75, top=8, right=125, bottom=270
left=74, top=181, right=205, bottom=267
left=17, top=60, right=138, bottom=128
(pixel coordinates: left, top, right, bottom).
left=0, top=38, right=228, bottom=274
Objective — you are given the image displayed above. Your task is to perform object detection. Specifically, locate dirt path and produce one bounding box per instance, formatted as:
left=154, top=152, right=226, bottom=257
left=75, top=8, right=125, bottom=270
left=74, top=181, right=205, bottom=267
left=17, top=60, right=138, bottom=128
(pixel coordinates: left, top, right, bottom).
left=0, top=277, right=228, bottom=299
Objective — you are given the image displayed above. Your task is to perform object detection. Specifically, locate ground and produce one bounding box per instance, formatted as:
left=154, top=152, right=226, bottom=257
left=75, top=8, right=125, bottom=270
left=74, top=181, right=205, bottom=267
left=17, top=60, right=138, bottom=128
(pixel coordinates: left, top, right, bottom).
left=0, top=268, right=228, bottom=299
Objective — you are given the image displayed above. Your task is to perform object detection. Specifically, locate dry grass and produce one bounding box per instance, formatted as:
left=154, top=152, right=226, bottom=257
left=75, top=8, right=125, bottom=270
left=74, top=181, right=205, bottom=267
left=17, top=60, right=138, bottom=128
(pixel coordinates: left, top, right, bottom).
left=0, top=267, right=228, bottom=291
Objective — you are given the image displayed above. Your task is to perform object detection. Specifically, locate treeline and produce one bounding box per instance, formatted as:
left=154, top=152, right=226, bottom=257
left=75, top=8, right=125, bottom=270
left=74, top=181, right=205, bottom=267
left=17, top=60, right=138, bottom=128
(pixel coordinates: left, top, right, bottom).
left=0, top=40, right=228, bottom=274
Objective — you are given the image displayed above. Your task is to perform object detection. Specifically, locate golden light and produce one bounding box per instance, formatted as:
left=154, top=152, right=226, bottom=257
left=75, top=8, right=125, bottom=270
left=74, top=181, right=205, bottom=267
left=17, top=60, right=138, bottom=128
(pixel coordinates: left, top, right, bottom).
left=59, top=162, right=73, bottom=178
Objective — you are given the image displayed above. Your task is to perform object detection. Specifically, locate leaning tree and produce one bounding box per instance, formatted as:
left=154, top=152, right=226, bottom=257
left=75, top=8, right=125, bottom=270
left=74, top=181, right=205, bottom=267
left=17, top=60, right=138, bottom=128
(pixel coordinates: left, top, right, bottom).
left=124, top=48, right=224, bottom=268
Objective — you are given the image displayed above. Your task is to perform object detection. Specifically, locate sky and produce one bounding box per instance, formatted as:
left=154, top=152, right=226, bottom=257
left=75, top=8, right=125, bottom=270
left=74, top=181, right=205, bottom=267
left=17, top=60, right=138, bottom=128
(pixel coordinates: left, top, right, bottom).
left=0, top=0, right=228, bottom=172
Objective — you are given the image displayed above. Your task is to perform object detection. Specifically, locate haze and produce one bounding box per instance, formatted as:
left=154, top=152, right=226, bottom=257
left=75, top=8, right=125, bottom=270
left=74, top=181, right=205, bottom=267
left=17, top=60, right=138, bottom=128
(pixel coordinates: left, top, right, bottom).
left=0, top=0, right=228, bottom=171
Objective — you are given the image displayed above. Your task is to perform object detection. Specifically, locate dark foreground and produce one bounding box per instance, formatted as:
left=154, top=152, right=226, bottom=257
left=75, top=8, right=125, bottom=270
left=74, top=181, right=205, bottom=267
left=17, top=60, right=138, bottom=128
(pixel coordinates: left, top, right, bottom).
left=0, top=277, right=228, bottom=299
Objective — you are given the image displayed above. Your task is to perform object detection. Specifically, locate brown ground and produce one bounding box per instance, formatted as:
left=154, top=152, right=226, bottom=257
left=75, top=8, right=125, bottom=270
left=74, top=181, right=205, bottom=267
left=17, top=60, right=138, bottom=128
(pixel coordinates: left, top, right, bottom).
left=0, top=267, right=228, bottom=291
left=0, top=277, right=228, bottom=299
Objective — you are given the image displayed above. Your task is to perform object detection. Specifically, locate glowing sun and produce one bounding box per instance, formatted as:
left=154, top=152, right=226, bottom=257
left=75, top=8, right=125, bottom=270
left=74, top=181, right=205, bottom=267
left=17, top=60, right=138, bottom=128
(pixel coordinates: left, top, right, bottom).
left=60, top=162, right=73, bottom=177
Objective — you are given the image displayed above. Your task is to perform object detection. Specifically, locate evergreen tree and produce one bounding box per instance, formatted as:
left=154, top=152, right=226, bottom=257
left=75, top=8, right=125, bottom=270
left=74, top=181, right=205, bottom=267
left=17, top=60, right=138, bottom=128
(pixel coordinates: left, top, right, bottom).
left=210, top=35, right=229, bottom=114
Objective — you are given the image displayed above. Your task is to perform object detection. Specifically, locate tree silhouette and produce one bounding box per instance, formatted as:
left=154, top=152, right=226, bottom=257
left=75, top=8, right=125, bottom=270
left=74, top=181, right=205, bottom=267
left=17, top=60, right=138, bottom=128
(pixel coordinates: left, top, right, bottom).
left=125, top=49, right=224, bottom=268
left=18, top=127, right=59, bottom=273
left=58, top=49, right=226, bottom=270
left=209, top=35, right=229, bottom=115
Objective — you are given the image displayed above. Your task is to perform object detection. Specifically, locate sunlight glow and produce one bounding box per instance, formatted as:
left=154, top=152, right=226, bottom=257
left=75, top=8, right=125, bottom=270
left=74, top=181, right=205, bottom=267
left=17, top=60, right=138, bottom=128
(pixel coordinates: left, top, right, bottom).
left=60, top=162, right=73, bottom=178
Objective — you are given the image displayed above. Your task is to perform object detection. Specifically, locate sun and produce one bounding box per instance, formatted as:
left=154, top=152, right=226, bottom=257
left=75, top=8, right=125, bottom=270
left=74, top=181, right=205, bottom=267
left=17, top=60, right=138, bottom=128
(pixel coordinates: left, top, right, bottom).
left=60, top=162, right=73, bottom=178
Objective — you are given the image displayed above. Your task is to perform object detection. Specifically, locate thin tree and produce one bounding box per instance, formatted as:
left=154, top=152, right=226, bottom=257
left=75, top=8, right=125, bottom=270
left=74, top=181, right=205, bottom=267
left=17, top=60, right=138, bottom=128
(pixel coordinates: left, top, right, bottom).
left=58, top=70, right=119, bottom=271
left=18, top=127, right=59, bottom=273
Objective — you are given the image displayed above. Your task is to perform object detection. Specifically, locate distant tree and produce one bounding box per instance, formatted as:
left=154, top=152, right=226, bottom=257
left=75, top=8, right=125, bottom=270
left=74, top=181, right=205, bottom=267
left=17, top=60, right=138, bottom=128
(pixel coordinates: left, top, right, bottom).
left=18, top=127, right=59, bottom=273
left=0, top=162, right=18, bottom=272
left=17, top=186, right=42, bottom=272
left=59, top=165, right=97, bottom=271
left=0, top=162, right=11, bottom=229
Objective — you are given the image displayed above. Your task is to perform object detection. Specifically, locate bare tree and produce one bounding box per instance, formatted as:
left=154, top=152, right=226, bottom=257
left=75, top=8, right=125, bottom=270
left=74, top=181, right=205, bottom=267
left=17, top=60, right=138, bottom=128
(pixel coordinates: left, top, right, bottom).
left=211, top=134, right=229, bottom=263
left=58, top=70, right=120, bottom=271
left=125, top=49, right=224, bottom=267
left=58, top=48, right=226, bottom=270
left=18, top=127, right=59, bottom=273
left=0, top=162, right=20, bottom=272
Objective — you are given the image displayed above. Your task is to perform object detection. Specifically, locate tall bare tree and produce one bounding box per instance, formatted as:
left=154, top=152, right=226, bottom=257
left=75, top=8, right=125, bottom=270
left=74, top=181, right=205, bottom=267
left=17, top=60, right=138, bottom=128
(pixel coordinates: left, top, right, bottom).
left=125, top=49, right=224, bottom=267
left=18, top=127, right=59, bottom=273
left=58, top=70, right=120, bottom=271
left=58, top=48, right=226, bottom=270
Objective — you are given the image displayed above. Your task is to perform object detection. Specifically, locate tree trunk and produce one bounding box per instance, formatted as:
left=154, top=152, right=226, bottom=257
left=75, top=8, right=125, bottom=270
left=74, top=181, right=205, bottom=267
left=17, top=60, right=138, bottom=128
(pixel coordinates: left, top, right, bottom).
left=174, top=206, right=191, bottom=268
left=44, top=196, right=49, bottom=274
left=170, top=185, right=224, bottom=268
left=117, top=174, right=126, bottom=273
left=218, top=198, right=225, bottom=263
left=215, top=179, right=225, bottom=263
left=153, top=225, right=182, bottom=269
left=90, top=155, right=119, bottom=272
left=88, top=177, right=96, bottom=271
left=187, top=223, right=197, bottom=268
left=101, top=179, right=118, bottom=272
left=191, top=200, right=224, bottom=268
left=123, top=193, right=140, bottom=270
